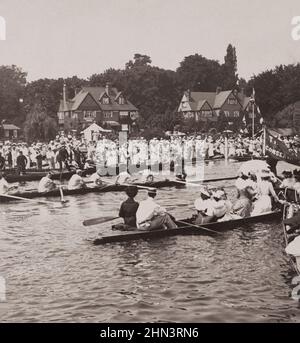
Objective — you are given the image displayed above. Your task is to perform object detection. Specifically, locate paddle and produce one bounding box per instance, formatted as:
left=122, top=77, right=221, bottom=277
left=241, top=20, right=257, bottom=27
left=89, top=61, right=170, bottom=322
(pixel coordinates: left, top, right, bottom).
left=83, top=216, right=120, bottom=227
left=176, top=220, right=224, bottom=235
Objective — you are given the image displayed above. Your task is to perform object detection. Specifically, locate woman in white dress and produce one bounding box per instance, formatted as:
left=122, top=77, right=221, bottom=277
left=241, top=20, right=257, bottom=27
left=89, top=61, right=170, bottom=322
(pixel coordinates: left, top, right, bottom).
left=251, top=172, right=280, bottom=215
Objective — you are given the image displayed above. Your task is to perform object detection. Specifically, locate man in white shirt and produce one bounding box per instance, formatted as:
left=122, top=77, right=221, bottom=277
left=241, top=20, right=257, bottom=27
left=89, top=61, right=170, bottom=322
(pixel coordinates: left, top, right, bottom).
left=136, top=189, right=177, bottom=230
left=89, top=170, right=104, bottom=187
left=38, top=172, right=57, bottom=193
left=0, top=173, right=9, bottom=194
left=68, top=170, right=86, bottom=190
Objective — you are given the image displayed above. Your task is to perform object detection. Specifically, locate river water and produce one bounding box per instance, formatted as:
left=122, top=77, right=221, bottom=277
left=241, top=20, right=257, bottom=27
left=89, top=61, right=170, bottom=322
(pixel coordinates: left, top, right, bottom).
left=0, top=160, right=300, bottom=322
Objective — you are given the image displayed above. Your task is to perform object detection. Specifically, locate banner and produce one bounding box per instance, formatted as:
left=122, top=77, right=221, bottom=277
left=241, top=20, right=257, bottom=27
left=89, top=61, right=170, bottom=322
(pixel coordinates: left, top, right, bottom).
left=265, top=129, right=300, bottom=165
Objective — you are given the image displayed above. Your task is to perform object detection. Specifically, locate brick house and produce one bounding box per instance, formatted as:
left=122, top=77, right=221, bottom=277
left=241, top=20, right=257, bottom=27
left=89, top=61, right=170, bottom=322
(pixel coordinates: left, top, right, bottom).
left=178, top=87, right=260, bottom=129
left=57, top=84, right=139, bottom=133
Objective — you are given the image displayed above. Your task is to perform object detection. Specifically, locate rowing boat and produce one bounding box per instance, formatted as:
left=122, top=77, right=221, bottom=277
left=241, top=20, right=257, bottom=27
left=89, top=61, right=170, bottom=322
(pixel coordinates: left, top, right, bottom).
left=5, top=167, right=96, bottom=183
left=93, top=210, right=282, bottom=245
left=229, top=155, right=267, bottom=162
left=0, top=175, right=239, bottom=202
left=0, top=180, right=184, bottom=202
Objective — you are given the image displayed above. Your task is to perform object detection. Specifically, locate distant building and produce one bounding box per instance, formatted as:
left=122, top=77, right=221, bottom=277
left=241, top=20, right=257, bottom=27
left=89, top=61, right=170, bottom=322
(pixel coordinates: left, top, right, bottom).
left=0, top=123, right=21, bottom=139
left=57, top=83, right=139, bottom=133
left=177, top=87, right=260, bottom=129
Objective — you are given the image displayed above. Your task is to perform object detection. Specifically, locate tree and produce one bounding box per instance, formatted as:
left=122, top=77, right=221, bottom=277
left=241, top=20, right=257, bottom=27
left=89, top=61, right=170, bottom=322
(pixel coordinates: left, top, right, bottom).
left=176, top=54, right=223, bottom=92
left=23, top=101, right=58, bottom=142
left=0, top=65, right=27, bottom=124
left=249, top=63, right=300, bottom=124
left=222, top=44, right=238, bottom=89
left=125, top=54, right=152, bottom=69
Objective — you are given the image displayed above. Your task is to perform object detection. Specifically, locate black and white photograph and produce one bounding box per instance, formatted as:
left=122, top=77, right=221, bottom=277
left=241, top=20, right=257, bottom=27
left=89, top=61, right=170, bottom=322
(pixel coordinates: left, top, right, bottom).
left=1, top=0, right=300, bottom=325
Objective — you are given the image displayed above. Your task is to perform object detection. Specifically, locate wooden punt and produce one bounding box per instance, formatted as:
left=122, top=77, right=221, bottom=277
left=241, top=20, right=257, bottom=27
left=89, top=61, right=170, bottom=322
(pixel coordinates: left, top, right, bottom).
left=93, top=210, right=283, bottom=245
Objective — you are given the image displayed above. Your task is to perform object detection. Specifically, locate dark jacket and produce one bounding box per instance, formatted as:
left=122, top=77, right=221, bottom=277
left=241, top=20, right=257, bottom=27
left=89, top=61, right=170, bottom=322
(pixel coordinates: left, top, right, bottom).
left=119, top=198, right=139, bottom=227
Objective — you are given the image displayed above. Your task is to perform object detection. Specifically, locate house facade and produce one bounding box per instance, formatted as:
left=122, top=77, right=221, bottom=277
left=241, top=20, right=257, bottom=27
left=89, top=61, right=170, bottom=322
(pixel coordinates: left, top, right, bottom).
left=178, top=88, right=260, bottom=130
left=0, top=124, right=21, bottom=140
left=57, top=84, right=139, bottom=133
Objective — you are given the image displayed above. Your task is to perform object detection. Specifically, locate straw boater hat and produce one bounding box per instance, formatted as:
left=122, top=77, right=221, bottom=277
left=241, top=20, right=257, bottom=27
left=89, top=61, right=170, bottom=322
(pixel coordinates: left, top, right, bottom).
left=200, top=188, right=210, bottom=197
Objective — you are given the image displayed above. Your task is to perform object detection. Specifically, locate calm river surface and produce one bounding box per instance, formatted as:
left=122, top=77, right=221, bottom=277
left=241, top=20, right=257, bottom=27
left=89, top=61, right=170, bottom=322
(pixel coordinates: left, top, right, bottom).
left=1, top=160, right=300, bottom=322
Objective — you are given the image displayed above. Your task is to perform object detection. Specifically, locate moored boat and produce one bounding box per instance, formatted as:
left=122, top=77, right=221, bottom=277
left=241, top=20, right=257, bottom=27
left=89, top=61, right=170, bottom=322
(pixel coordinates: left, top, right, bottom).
left=93, top=210, right=283, bottom=245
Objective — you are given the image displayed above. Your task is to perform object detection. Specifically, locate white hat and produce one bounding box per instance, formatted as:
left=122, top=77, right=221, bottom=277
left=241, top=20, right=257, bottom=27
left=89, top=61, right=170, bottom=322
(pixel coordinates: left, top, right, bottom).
left=200, top=188, right=210, bottom=197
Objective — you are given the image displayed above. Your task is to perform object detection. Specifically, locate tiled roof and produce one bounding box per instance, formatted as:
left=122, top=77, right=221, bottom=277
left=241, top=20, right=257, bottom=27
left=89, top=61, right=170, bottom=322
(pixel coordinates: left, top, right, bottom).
left=60, top=87, right=138, bottom=112
left=185, top=90, right=248, bottom=111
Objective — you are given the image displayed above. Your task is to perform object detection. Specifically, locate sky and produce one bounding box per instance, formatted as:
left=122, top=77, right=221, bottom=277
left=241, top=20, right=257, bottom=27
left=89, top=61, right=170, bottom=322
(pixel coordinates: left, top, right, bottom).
left=0, top=0, right=300, bottom=82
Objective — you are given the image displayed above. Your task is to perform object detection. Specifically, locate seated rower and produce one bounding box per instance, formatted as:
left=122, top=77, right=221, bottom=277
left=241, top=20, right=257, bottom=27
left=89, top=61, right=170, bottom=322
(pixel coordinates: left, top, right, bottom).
left=68, top=170, right=87, bottom=190
left=113, top=186, right=139, bottom=231
left=194, top=188, right=215, bottom=224
left=0, top=173, right=9, bottom=194
left=38, top=172, right=57, bottom=193
left=115, top=170, right=133, bottom=185
left=89, top=170, right=103, bottom=187
left=280, top=170, right=295, bottom=189
left=136, top=189, right=177, bottom=230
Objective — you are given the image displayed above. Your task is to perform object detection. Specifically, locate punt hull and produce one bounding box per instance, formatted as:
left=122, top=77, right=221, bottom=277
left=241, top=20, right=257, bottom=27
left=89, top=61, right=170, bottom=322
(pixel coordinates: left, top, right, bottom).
left=93, top=210, right=282, bottom=245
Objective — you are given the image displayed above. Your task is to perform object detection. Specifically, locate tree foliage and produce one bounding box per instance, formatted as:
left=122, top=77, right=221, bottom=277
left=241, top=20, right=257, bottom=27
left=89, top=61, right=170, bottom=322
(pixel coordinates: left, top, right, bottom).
left=23, top=101, right=58, bottom=142
left=0, top=65, right=27, bottom=124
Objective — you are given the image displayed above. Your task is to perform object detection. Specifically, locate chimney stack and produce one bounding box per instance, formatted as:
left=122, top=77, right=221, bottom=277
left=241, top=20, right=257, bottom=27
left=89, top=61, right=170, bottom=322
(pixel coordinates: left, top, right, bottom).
left=105, top=82, right=110, bottom=95
left=216, top=86, right=222, bottom=94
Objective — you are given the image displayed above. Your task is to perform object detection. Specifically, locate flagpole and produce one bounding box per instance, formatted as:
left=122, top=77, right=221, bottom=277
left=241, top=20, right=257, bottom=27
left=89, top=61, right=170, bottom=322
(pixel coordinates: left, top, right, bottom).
left=252, top=100, right=255, bottom=139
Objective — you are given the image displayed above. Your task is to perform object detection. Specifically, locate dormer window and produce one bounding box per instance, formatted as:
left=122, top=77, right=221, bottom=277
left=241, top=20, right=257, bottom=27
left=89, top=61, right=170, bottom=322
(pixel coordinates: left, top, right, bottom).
left=102, top=96, right=110, bottom=104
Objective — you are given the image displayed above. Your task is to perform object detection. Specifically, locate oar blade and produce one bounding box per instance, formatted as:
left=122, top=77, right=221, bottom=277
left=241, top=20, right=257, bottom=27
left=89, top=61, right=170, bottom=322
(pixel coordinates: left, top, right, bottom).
left=83, top=216, right=119, bottom=227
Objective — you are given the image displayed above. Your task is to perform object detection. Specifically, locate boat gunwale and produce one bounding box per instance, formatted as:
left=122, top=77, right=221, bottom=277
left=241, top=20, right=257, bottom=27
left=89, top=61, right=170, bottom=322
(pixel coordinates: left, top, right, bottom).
left=93, top=210, right=283, bottom=245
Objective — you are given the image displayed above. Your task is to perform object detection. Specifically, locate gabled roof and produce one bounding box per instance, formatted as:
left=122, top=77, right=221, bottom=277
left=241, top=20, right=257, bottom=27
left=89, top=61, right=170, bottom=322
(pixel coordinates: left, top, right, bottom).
left=237, top=94, right=252, bottom=110
left=183, top=90, right=248, bottom=112
left=59, top=87, right=138, bottom=112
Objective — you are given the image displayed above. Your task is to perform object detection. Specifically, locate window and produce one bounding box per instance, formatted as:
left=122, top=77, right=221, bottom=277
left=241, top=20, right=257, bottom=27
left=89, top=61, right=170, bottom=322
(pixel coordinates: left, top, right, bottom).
left=72, top=112, right=78, bottom=119
left=104, top=112, right=112, bottom=118
left=228, top=98, right=238, bottom=105
left=118, top=97, right=125, bottom=105
left=84, top=111, right=96, bottom=119
left=233, top=111, right=240, bottom=117
left=120, top=111, right=128, bottom=116
left=102, top=96, right=110, bottom=104
left=224, top=111, right=230, bottom=117
left=201, top=110, right=212, bottom=117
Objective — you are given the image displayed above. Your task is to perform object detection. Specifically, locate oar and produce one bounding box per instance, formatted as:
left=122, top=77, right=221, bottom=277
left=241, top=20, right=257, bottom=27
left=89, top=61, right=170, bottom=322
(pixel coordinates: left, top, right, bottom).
left=176, top=220, right=224, bottom=235
left=58, top=185, right=68, bottom=204
left=83, top=216, right=120, bottom=227
left=0, top=193, right=56, bottom=205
